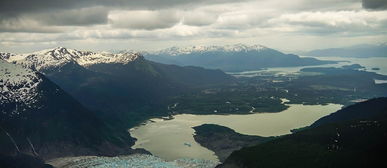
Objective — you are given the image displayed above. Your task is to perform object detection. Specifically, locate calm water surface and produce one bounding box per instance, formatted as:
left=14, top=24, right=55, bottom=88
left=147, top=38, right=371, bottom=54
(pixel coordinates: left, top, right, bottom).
left=230, top=57, right=387, bottom=77
left=130, top=103, right=342, bottom=161
left=313, top=57, right=387, bottom=75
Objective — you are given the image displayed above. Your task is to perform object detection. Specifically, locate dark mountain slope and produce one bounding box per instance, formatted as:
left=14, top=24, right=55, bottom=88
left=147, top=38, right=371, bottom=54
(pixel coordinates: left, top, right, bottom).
left=4, top=48, right=234, bottom=128
left=312, top=97, right=387, bottom=127
left=193, top=124, right=273, bottom=162
left=0, top=61, right=137, bottom=160
left=0, top=154, right=53, bottom=168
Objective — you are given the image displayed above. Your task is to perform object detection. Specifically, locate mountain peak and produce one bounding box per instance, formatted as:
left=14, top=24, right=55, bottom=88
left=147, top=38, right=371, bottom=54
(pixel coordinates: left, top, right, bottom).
left=3, top=47, right=143, bottom=71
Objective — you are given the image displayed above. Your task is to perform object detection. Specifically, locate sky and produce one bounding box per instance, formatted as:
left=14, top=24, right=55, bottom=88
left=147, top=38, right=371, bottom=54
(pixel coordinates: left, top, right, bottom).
left=0, top=0, right=386, bottom=53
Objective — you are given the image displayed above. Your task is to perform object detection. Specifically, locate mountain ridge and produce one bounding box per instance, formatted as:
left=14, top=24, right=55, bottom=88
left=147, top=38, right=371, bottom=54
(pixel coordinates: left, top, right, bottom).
left=148, top=44, right=268, bottom=56
left=3, top=47, right=142, bottom=72
left=144, top=44, right=336, bottom=72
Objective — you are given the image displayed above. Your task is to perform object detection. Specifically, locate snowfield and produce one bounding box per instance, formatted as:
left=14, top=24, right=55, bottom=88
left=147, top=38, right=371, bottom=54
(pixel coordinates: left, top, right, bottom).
left=48, top=154, right=218, bottom=168
left=0, top=60, right=42, bottom=115
left=3, top=47, right=141, bottom=71
left=151, top=44, right=268, bottom=56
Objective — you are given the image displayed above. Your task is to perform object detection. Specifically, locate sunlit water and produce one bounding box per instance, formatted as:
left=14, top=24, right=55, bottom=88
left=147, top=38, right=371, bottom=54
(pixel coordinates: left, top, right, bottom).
left=375, top=79, right=387, bottom=84
left=230, top=57, right=387, bottom=77
left=311, top=56, right=387, bottom=76
left=130, top=103, right=342, bottom=162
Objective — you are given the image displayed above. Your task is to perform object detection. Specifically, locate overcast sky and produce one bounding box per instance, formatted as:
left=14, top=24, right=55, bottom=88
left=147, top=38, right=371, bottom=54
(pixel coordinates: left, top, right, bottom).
left=0, top=0, right=386, bottom=53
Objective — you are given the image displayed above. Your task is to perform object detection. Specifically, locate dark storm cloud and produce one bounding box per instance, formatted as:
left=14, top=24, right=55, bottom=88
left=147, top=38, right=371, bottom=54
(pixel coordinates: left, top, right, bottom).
left=0, top=0, right=240, bottom=16
left=0, top=0, right=241, bottom=31
left=36, top=7, right=109, bottom=26
left=0, top=17, right=64, bottom=33
left=0, top=7, right=108, bottom=33
left=362, top=0, right=387, bottom=10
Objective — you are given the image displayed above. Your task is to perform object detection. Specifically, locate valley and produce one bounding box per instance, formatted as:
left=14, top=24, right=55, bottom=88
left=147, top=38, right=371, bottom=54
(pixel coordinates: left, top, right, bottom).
left=168, top=65, right=387, bottom=115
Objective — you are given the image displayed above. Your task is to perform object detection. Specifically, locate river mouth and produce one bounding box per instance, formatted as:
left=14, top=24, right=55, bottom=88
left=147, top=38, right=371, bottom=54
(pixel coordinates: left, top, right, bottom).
left=129, top=103, right=343, bottom=162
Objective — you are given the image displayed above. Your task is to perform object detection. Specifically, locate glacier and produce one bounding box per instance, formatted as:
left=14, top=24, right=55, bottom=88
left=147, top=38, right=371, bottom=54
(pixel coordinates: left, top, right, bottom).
left=49, top=154, right=218, bottom=168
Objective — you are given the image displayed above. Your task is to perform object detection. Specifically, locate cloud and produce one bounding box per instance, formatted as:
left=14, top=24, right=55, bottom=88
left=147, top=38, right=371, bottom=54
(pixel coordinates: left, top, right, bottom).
left=267, top=10, right=387, bottom=35
left=0, top=17, right=64, bottom=33
left=108, top=10, right=180, bottom=30
left=362, top=0, right=387, bottom=10
left=183, top=11, right=219, bottom=26
left=0, top=0, right=242, bottom=16
left=35, top=7, right=109, bottom=26
left=0, top=0, right=243, bottom=29
left=0, top=7, right=109, bottom=33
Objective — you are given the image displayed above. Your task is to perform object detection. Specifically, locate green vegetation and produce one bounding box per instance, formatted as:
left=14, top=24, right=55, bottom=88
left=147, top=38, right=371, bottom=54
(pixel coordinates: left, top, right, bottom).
left=193, top=124, right=274, bottom=162
left=282, top=67, right=387, bottom=105
left=168, top=66, right=387, bottom=115
left=170, top=88, right=288, bottom=114
left=45, top=56, right=234, bottom=129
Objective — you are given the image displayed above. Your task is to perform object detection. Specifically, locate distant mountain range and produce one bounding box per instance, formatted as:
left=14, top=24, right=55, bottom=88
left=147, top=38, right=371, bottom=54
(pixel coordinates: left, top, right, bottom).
left=144, top=44, right=336, bottom=72
left=0, top=60, right=140, bottom=160
left=303, top=44, right=387, bottom=58
left=219, top=97, right=387, bottom=168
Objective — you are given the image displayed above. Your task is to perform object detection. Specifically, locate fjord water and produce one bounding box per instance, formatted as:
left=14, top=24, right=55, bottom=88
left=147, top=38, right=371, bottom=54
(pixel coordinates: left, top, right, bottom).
left=312, top=56, right=387, bottom=75
left=130, top=103, right=342, bottom=161
left=230, top=57, right=387, bottom=77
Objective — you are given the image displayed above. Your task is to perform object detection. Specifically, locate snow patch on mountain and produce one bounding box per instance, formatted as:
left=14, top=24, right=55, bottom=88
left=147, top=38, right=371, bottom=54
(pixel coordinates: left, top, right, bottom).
left=0, top=60, right=42, bottom=116
left=0, top=52, right=15, bottom=60
left=4, top=47, right=142, bottom=71
left=77, top=52, right=142, bottom=67
left=152, top=44, right=268, bottom=56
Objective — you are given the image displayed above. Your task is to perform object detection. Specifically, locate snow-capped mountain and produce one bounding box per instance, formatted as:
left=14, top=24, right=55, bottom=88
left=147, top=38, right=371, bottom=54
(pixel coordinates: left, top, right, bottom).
left=4, top=47, right=142, bottom=72
left=1, top=46, right=233, bottom=130
left=77, top=52, right=142, bottom=67
left=144, top=44, right=335, bottom=72
left=151, top=44, right=268, bottom=56
left=0, top=60, right=42, bottom=116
